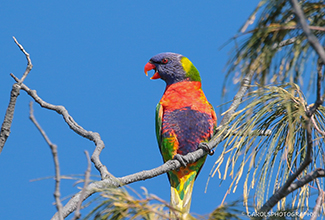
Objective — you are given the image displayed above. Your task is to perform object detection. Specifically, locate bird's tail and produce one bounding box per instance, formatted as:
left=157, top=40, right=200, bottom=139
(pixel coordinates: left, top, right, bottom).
left=169, top=168, right=197, bottom=218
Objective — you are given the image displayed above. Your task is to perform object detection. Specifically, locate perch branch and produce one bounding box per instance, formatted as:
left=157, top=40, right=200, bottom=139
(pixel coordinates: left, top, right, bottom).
left=51, top=65, right=254, bottom=219
left=29, top=102, right=64, bottom=220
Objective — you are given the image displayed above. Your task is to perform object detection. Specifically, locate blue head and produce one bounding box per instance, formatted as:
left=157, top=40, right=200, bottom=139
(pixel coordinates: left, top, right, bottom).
left=144, top=52, right=201, bottom=85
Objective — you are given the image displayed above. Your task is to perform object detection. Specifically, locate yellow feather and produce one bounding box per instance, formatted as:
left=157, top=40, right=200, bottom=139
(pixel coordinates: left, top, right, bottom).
left=170, top=175, right=195, bottom=218
left=181, top=57, right=193, bottom=73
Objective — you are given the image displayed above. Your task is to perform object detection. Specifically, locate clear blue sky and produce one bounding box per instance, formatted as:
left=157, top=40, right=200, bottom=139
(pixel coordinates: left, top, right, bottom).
left=0, top=1, right=260, bottom=219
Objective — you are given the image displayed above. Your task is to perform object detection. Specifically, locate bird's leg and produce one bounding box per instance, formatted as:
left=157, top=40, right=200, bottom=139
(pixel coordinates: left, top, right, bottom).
left=198, top=142, right=214, bottom=156
left=173, top=154, right=189, bottom=167
left=173, top=143, right=214, bottom=167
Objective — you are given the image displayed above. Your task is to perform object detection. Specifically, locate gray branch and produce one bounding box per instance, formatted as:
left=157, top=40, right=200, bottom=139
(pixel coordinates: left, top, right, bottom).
left=252, top=169, right=325, bottom=219
left=29, top=102, right=64, bottom=220
left=0, top=37, right=32, bottom=154
left=10, top=73, right=111, bottom=181
left=71, top=151, right=91, bottom=220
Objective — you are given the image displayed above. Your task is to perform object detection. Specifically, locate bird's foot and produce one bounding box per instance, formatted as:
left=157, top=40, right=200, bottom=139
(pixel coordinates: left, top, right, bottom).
left=173, top=154, right=189, bottom=167
left=198, top=142, right=214, bottom=156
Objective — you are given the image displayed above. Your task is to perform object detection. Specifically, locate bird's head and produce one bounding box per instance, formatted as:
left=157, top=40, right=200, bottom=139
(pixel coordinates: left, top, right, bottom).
left=144, top=52, right=201, bottom=85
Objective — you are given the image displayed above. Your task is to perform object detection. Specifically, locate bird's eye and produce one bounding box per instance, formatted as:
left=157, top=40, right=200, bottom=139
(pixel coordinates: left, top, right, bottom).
left=161, top=58, right=169, bottom=64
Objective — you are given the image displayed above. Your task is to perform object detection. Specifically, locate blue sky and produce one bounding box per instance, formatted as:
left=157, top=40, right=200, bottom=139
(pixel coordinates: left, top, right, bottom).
left=0, top=1, right=260, bottom=219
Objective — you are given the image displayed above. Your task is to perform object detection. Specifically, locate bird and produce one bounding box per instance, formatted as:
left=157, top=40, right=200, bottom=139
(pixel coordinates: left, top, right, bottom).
left=144, top=52, right=217, bottom=215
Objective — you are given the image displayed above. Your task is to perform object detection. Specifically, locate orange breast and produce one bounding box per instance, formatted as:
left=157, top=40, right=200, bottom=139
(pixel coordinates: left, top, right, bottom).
left=160, top=81, right=211, bottom=113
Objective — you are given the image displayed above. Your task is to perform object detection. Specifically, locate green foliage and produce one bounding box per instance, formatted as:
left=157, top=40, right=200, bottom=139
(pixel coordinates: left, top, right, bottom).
left=84, top=187, right=173, bottom=220
left=83, top=187, right=247, bottom=220
left=225, top=0, right=325, bottom=89
left=213, top=83, right=325, bottom=211
left=209, top=0, right=325, bottom=216
left=208, top=201, right=244, bottom=220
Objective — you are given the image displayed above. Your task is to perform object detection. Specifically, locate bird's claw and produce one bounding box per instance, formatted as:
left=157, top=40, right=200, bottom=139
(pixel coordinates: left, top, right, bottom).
left=198, top=142, right=214, bottom=156
left=173, top=154, right=189, bottom=167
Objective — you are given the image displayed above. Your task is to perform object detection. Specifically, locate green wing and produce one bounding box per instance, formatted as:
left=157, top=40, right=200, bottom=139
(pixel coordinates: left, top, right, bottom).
left=155, top=102, right=163, bottom=155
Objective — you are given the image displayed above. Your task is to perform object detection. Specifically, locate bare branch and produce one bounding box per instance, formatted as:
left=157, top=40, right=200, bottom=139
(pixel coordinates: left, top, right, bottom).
left=12, top=36, right=33, bottom=84
left=289, top=0, right=325, bottom=64
left=10, top=73, right=111, bottom=180
left=0, top=37, right=33, bottom=154
left=29, top=101, right=64, bottom=220
left=72, top=151, right=91, bottom=220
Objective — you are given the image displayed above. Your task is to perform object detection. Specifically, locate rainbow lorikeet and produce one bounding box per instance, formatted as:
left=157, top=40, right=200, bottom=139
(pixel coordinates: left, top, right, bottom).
left=144, top=52, right=217, bottom=214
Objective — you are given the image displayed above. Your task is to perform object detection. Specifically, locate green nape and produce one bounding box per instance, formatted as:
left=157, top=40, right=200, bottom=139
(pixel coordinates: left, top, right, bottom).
left=181, top=57, right=201, bottom=82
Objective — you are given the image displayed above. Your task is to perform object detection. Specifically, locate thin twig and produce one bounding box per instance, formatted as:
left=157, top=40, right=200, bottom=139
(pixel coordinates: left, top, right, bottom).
left=72, top=151, right=92, bottom=220
left=29, top=102, right=64, bottom=220
left=0, top=37, right=33, bottom=154
left=310, top=179, right=324, bottom=220
left=12, top=36, right=33, bottom=84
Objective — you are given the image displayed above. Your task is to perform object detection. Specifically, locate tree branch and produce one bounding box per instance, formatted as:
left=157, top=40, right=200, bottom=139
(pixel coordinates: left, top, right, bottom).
left=307, top=58, right=324, bottom=117
left=29, top=101, right=64, bottom=220
left=10, top=73, right=111, bottom=181
left=50, top=68, right=254, bottom=219
left=289, top=0, right=325, bottom=64
left=310, top=179, right=323, bottom=220
left=72, top=151, right=91, bottom=220
left=252, top=168, right=325, bottom=219
left=0, top=37, right=33, bottom=154
left=12, top=36, right=33, bottom=84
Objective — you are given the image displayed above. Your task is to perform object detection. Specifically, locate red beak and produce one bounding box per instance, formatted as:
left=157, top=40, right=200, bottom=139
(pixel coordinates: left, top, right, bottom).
left=144, top=62, right=161, bottom=79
